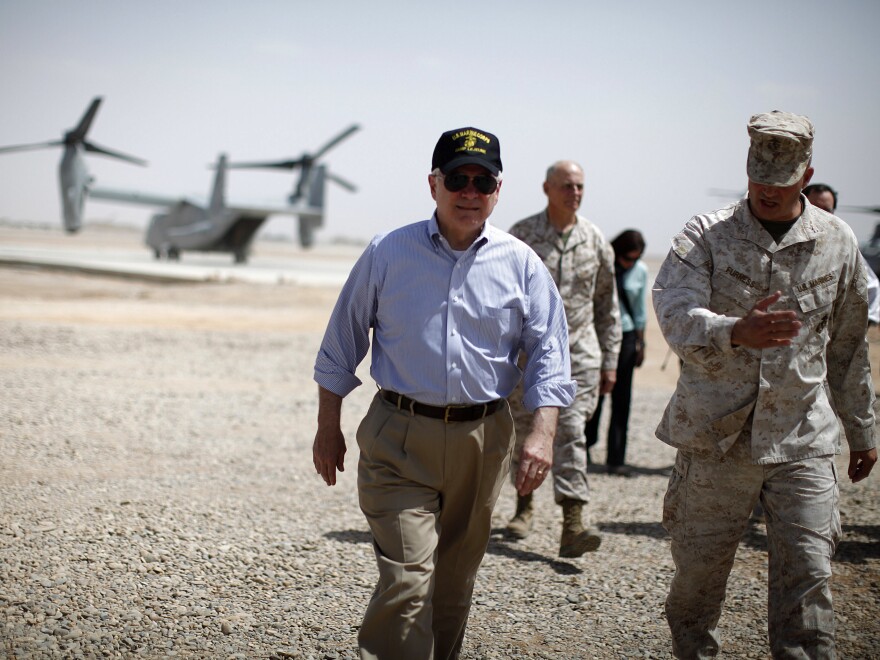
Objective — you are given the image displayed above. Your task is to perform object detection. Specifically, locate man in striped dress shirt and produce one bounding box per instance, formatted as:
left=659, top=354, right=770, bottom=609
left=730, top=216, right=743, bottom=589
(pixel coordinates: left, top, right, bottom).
left=313, top=127, right=576, bottom=660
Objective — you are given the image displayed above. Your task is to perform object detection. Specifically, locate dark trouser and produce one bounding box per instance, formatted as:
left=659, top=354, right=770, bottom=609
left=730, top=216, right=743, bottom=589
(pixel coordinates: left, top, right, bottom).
left=585, top=330, right=637, bottom=466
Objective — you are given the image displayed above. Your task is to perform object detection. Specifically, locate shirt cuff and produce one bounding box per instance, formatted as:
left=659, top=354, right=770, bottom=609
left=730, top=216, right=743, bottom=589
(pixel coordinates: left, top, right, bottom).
left=844, top=423, right=877, bottom=453
left=314, top=363, right=362, bottom=398
left=601, top=354, right=619, bottom=371
left=521, top=379, right=577, bottom=412
left=708, top=316, right=740, bottom=354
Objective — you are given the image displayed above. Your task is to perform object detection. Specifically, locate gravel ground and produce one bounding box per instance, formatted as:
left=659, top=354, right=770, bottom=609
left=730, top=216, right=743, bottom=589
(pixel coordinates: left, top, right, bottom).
left=1, top=230, right=879, bottom=659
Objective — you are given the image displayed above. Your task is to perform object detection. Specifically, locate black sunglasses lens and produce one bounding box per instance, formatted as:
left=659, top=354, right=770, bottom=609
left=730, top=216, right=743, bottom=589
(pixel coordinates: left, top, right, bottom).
left=442, top=173, right=497, bottom=194
left=473, top=176, right=497, bottom=194
left=443, top=173, right=468, bottom=192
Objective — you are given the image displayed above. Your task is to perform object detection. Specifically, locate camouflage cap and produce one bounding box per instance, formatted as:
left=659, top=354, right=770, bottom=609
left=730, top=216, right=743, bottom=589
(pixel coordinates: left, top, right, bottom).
left=746, top=111, right=814, bottom=186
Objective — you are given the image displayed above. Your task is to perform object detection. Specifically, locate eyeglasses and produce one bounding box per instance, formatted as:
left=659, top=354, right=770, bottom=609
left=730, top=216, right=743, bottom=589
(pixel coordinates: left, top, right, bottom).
left=437, top=172, right=499, bottom=195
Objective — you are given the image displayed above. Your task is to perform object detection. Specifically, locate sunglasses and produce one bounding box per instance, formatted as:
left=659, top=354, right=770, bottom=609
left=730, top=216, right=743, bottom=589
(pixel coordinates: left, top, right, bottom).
left=439, top=172, right=499, bottom=195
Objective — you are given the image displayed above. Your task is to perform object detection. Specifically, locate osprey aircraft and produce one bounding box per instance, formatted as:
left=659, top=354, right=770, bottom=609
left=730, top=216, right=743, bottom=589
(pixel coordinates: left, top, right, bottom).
left=0, top=97, right=360, bottom=261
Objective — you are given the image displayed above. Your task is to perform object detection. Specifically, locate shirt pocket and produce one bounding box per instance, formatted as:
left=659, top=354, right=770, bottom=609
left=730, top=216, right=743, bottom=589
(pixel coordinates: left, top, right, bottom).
left=794, top=280, right=836, bottom=340
left=571, top=258, right=598, bottom=292
left=480, top=306, right=522, bottom=358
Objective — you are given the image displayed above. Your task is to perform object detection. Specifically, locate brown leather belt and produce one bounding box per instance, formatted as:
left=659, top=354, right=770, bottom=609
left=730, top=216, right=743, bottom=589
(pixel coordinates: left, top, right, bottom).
left=380, top=389, right=503, bottom=423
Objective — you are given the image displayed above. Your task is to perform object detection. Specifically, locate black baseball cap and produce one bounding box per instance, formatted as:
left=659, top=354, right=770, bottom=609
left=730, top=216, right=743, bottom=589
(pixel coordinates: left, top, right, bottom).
left=432, top=127, right=502, bottom=175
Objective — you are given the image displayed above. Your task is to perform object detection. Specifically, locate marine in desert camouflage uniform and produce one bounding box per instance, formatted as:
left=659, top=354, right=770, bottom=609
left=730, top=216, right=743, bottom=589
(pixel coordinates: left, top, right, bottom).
left=653, top=111, right=877, bottom=658
left=506, top=161, right=621, bottom=557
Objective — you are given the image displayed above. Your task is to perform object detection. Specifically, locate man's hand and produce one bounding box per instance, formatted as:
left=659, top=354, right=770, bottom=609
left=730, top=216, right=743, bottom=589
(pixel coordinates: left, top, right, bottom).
left=731, top=291, right=802, bottom=348
left=313, top=386, right=346, bottom=486
left=848, top=448, right=877, bottom=483
left=313, top=425, right=347, bottom=486
left=515, top=407, right=558, bottom=496
left=599, top=370, right=617, bottom=395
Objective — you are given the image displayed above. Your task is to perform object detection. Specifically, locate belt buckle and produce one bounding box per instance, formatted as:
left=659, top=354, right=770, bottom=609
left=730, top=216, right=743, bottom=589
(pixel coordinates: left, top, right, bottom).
left=443, top=403, right=487, bottom=423
left=443, top=405, right=465, bottom=423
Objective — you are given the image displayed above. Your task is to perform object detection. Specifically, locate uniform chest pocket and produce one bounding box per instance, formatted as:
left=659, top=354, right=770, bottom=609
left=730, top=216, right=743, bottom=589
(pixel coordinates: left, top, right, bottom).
left=794, top=280, right=835, bottom=314
left=480, top=306, right=522, bottom=358
left=571, top=259, right=599, bottom=287
left=794, top=280, right=836, bottom=335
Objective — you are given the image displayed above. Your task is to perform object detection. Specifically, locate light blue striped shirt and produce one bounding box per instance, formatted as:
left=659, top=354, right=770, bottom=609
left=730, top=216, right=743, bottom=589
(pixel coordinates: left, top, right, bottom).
left=314, top=215, right=576, bottom=410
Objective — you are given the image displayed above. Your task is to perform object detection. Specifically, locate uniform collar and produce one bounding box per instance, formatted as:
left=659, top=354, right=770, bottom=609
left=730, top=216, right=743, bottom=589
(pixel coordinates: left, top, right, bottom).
left=734, top=194, right=826, bottom=250
left=539, top=209, right=588, bottom=249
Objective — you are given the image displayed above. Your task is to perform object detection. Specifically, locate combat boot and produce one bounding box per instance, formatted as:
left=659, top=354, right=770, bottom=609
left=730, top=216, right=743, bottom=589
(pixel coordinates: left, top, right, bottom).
left=506, top=493, right=534, bottom=539
left=559, top=499, right=601, bottom=557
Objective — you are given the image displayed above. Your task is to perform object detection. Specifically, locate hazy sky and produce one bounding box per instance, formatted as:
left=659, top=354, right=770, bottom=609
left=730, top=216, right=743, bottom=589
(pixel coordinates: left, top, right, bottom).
left=2, top=1, right=879, bottom=257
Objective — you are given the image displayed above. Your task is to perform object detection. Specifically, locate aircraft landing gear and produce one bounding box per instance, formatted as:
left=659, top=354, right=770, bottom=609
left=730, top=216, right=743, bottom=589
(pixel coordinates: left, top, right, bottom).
left=154, top=245, right=180, bottom=261
left=233, top=249, right=248, bottom=264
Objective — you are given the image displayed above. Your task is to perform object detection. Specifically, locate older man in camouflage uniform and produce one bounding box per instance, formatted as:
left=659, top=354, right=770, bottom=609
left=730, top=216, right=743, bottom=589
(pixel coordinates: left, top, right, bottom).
left=506, top=161, right=621, bottom=557
left=654, top=111, right=877, bottom=658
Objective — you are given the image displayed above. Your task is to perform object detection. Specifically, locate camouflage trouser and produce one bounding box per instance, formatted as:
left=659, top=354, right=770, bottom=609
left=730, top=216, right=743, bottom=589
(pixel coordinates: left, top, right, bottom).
left=509, top=367, right=600, bottom=503
left=662, top=435, right=840, bottom=659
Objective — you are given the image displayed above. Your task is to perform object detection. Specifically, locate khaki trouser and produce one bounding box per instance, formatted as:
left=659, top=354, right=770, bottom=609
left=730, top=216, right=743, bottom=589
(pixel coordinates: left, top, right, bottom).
left=356, top=393, right=515, bottom=660
left=510, top=367, right=600, bottom=503
left=663, top=435, right=840, bottom=659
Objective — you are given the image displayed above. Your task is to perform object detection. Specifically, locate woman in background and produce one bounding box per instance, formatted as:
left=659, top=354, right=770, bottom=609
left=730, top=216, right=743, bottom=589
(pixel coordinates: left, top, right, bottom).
left=585, top=229, right=648, bottom=475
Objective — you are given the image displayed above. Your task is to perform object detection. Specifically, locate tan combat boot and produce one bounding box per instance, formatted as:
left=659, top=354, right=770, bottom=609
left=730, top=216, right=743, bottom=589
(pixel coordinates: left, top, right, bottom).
left=506, top=493, right=534, bottom=539
left=559, top=499, right=601, bottom=557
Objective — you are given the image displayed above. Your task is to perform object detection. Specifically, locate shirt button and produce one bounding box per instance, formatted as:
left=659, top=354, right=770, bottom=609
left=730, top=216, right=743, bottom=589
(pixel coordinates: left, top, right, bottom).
left=452, top=362, right=457, bottom=369
left=451, top=329, right=456, bottom=336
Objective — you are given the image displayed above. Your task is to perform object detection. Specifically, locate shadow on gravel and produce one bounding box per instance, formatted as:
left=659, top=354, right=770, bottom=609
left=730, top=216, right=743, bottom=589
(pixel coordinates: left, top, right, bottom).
left=596, top=521, right=667, bottom=539
left=487, top=531, right=583, bottom=575
left=325, top=529, right=373, bottom=545
left=739, top=522, right=880, bottom=564
left=741, top=520, right=769, bottom=553
left=586, top=463, right=674, bottom=477
left=324, top=528, right=583, bottom=575
left=834, top=524, right=880, bottom=564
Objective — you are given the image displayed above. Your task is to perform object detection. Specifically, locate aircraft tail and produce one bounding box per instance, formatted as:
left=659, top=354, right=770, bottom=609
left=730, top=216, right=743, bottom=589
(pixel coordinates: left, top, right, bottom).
left=209, top=154, right=227, bottom=214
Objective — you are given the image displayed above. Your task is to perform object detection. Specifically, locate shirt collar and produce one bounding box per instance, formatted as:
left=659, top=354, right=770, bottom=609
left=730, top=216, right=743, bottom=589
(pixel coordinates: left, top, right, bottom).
left=428, top=213, right=490, bottom=252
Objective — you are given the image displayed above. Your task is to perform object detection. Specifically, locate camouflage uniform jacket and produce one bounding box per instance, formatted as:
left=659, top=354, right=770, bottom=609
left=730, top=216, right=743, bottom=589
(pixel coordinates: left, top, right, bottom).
left=653, top=197, right=876, bottom=463
left=509, top=211, right=621, bottom=372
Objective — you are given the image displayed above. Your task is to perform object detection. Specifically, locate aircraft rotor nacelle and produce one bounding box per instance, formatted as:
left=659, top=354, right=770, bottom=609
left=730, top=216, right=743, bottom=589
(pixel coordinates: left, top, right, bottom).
left=59, top=146, right=90, bottom=233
